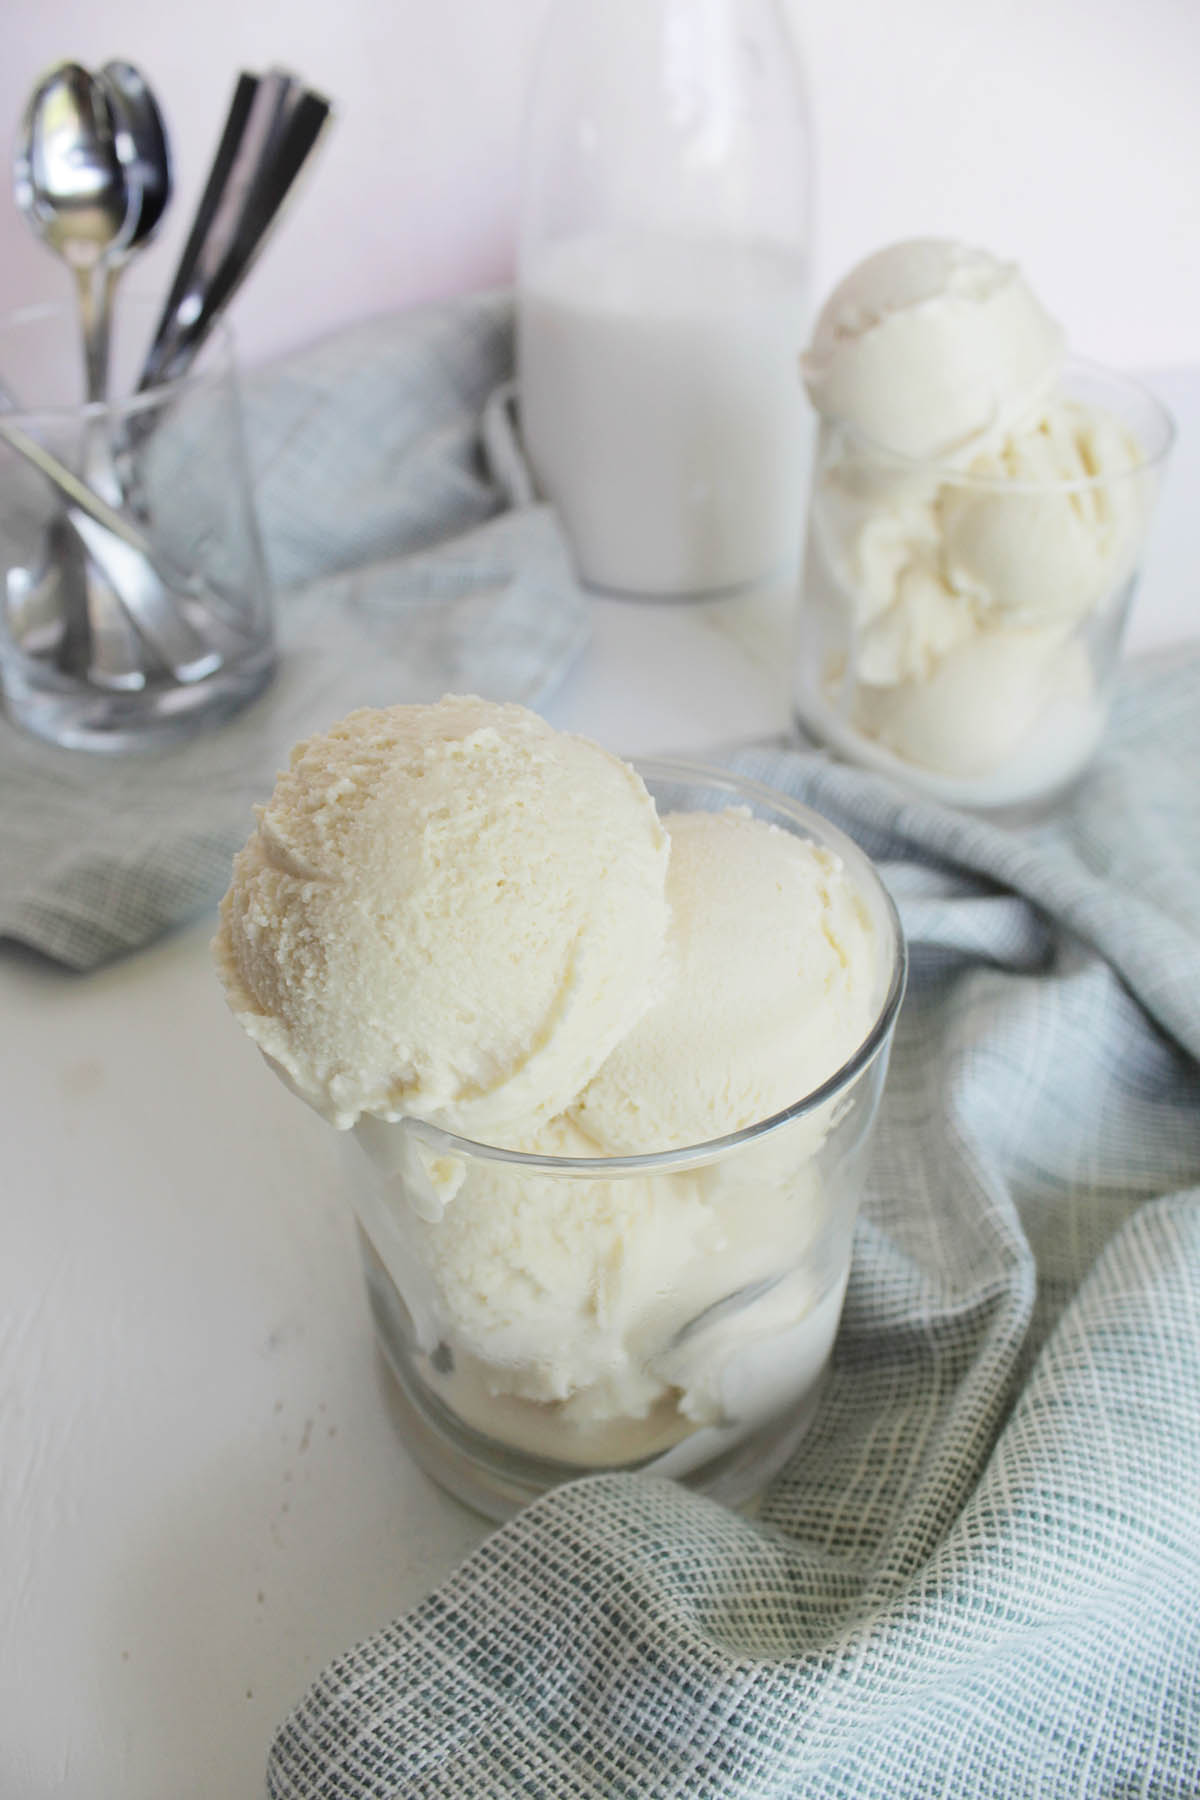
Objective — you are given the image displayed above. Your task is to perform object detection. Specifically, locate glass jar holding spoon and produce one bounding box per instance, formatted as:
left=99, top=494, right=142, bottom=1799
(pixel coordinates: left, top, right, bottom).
left=0, top=294, right=274, bottom=750
left=0, top=59, right=331, bottom=751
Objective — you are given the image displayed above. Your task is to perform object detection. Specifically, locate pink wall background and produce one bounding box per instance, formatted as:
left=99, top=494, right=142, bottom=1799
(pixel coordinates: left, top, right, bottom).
left=3, top=0, right=1198, bottom=373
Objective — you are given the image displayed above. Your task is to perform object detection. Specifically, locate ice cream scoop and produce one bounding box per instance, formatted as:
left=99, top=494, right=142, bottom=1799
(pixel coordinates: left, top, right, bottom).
left=572, top=806, right=878, bottom=1152
left=938, top=402, right=1146, bottom=625
left=802, top=238, right=1066, bottom=461
left=215, top=696, right=670, bottom=1135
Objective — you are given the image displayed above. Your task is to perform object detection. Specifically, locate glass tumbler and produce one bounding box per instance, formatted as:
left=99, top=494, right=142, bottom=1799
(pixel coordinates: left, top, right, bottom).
left=794, top=361, right=1175, bottom=814
left=348, top=763, right=906, bottom=1520
left=516, top=0, right=813, bottom=599
left=0, top=296, right=274, bottom=752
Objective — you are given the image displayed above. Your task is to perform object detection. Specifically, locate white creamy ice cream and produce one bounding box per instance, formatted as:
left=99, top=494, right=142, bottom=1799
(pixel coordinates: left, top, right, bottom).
left=572, top=807, right=877, bottom=1152
left=346, top=802, right=883, bottom=1465
left=802, top=239, right=1065, bottom=461
left=355, top=1125, right=841, bottom=1468
left=797, top=239, right=1157, bottom=803
left=214, top=695, right=670, bottom=1135
left=938, top=404, right=1145, bottom=625
left=217, top=701, right=896, bottom=1488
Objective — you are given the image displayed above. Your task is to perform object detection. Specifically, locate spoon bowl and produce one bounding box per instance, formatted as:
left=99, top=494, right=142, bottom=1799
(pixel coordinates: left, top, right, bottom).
left=13, top=61, right=136, bottom=276
left=98, top=59, right=172, bottom=256
left=13, top=60, right=138, bottom=395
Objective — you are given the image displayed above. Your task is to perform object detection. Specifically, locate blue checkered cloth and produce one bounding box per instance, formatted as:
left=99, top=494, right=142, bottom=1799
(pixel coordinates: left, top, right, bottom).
left=268, top=647, right=1200, bottom=1799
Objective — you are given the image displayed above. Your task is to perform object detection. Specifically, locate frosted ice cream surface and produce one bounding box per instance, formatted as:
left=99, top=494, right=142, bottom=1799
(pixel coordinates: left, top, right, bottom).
left=214, top=695, right=670, bottom=1136
left=216, top=699, right=892, bottom=1476
left=798, top=239, right=1161, bottom=802
left=572, top=807, right=877, bottom=1153
left=802, top=239, right=1065, bottom=461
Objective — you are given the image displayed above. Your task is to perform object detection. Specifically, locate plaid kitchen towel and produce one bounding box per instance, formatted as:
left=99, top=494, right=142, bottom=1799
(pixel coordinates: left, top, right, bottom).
left=268, top=646, right=1200, bottom=1799
left=0, top=292, right=588, bottom=970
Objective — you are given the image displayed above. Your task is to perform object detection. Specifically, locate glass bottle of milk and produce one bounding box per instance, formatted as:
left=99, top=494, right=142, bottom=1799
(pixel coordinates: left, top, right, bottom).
left=517, top=0, right=812, bottom=599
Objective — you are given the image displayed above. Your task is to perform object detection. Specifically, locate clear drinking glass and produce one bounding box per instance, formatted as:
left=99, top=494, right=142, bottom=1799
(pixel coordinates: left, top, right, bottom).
left=0, top=297, right=274, bottom=752
left=348, top=763, right=906, bottom=1520
left=794, top=361, right=1175, bottom=814
left=516, top=0, right=813, bottom=599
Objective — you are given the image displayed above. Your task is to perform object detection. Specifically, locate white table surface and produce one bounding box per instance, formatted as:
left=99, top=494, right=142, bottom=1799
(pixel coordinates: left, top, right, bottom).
left=4, top=368, right=1197, bottom=1800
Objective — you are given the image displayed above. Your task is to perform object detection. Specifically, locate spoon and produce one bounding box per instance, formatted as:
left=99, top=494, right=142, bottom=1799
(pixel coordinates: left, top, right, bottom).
left=89, top=60, right=171, bottom=507
left=0, top=407, right=225, bottom=682
left=98, top=59, right=172, bottom=259
left=13, top=60, right=138, bottom=404
left=13, top=61, right=144, bottom=685
left=136, top=68, right=295, bottom=395
left=12, top=61, right=218, bottom=688
left=137, top=70, right=331, bottom=392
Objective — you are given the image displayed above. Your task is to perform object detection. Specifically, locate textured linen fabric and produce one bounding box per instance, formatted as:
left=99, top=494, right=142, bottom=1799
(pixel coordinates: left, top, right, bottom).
left=0, top=293, right=588, bottom=971
left=268, top=647, right=1200, bottom=1799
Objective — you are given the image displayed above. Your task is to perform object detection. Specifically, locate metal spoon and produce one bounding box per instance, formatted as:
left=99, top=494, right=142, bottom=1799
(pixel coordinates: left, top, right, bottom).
left=13, top=61, right=138, bottom=405
left=135, top=68, right=295, bottom=396
left=11, top=61, right=218, bottom=688
left=87, top=62, right=172, bottom=511
left=0, top=408, right=225, bottom=682
left=13, top=61, right=145, bottom=684
left=137, top=70, right=332, bottom=393
left=98, top=59, right=172, bottom=258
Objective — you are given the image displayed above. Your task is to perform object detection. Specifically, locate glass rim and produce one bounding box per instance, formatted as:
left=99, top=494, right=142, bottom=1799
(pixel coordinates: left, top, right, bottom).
left=0, top=294, right=237, bottom=426
left=821, top=356, right=1176, bottom=495
left=380, top=757, right=908, bottom=1175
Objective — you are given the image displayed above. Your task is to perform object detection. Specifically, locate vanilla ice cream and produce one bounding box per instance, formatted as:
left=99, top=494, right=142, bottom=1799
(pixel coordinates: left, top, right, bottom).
left=214, top=695, right=670, bottom=1135
left=802, top=239, right=1065, bottom=461
left=216, top=703, right=903, bottom=1508
left=346, top=798, right=884, bottom=1471
left=796, top=239, right=1166, bottom=806
left=572, top=807, right=877, bottom=1152
left=354, top=1115, right=844, bottom=1470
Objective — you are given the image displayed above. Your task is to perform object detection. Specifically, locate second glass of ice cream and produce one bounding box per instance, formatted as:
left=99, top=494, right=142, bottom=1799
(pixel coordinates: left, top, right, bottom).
left=215, top=699, right=904, bottom=1517
left=795, top=241, right=1174, bottom=811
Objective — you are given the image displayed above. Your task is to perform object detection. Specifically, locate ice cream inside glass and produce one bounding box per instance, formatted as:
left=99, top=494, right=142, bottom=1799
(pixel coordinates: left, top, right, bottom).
left=215, top=697, right=905, bottom=1517
left=794, top=240, right=1175, bottom=812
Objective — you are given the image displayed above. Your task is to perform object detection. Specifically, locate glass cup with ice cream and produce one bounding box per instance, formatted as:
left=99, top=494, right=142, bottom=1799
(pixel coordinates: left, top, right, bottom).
left=214, top=697, right=905, bottom=1518
left=794, top=240, right=1175, bottom=814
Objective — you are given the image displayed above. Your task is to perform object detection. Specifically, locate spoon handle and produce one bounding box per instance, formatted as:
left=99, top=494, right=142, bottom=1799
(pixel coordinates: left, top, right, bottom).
left=163, top=87, right=332, bottom=378
left=0, top=413, right=226, bottom=683
left=137, top=69, right=320, bottom=393
left=72, top=257, right=149, bottom=683
left=185, top=69, right=304, bottom=297
left=73, top=262, right=114, bottom=403
left=135, top=70, right=260, bottom=389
